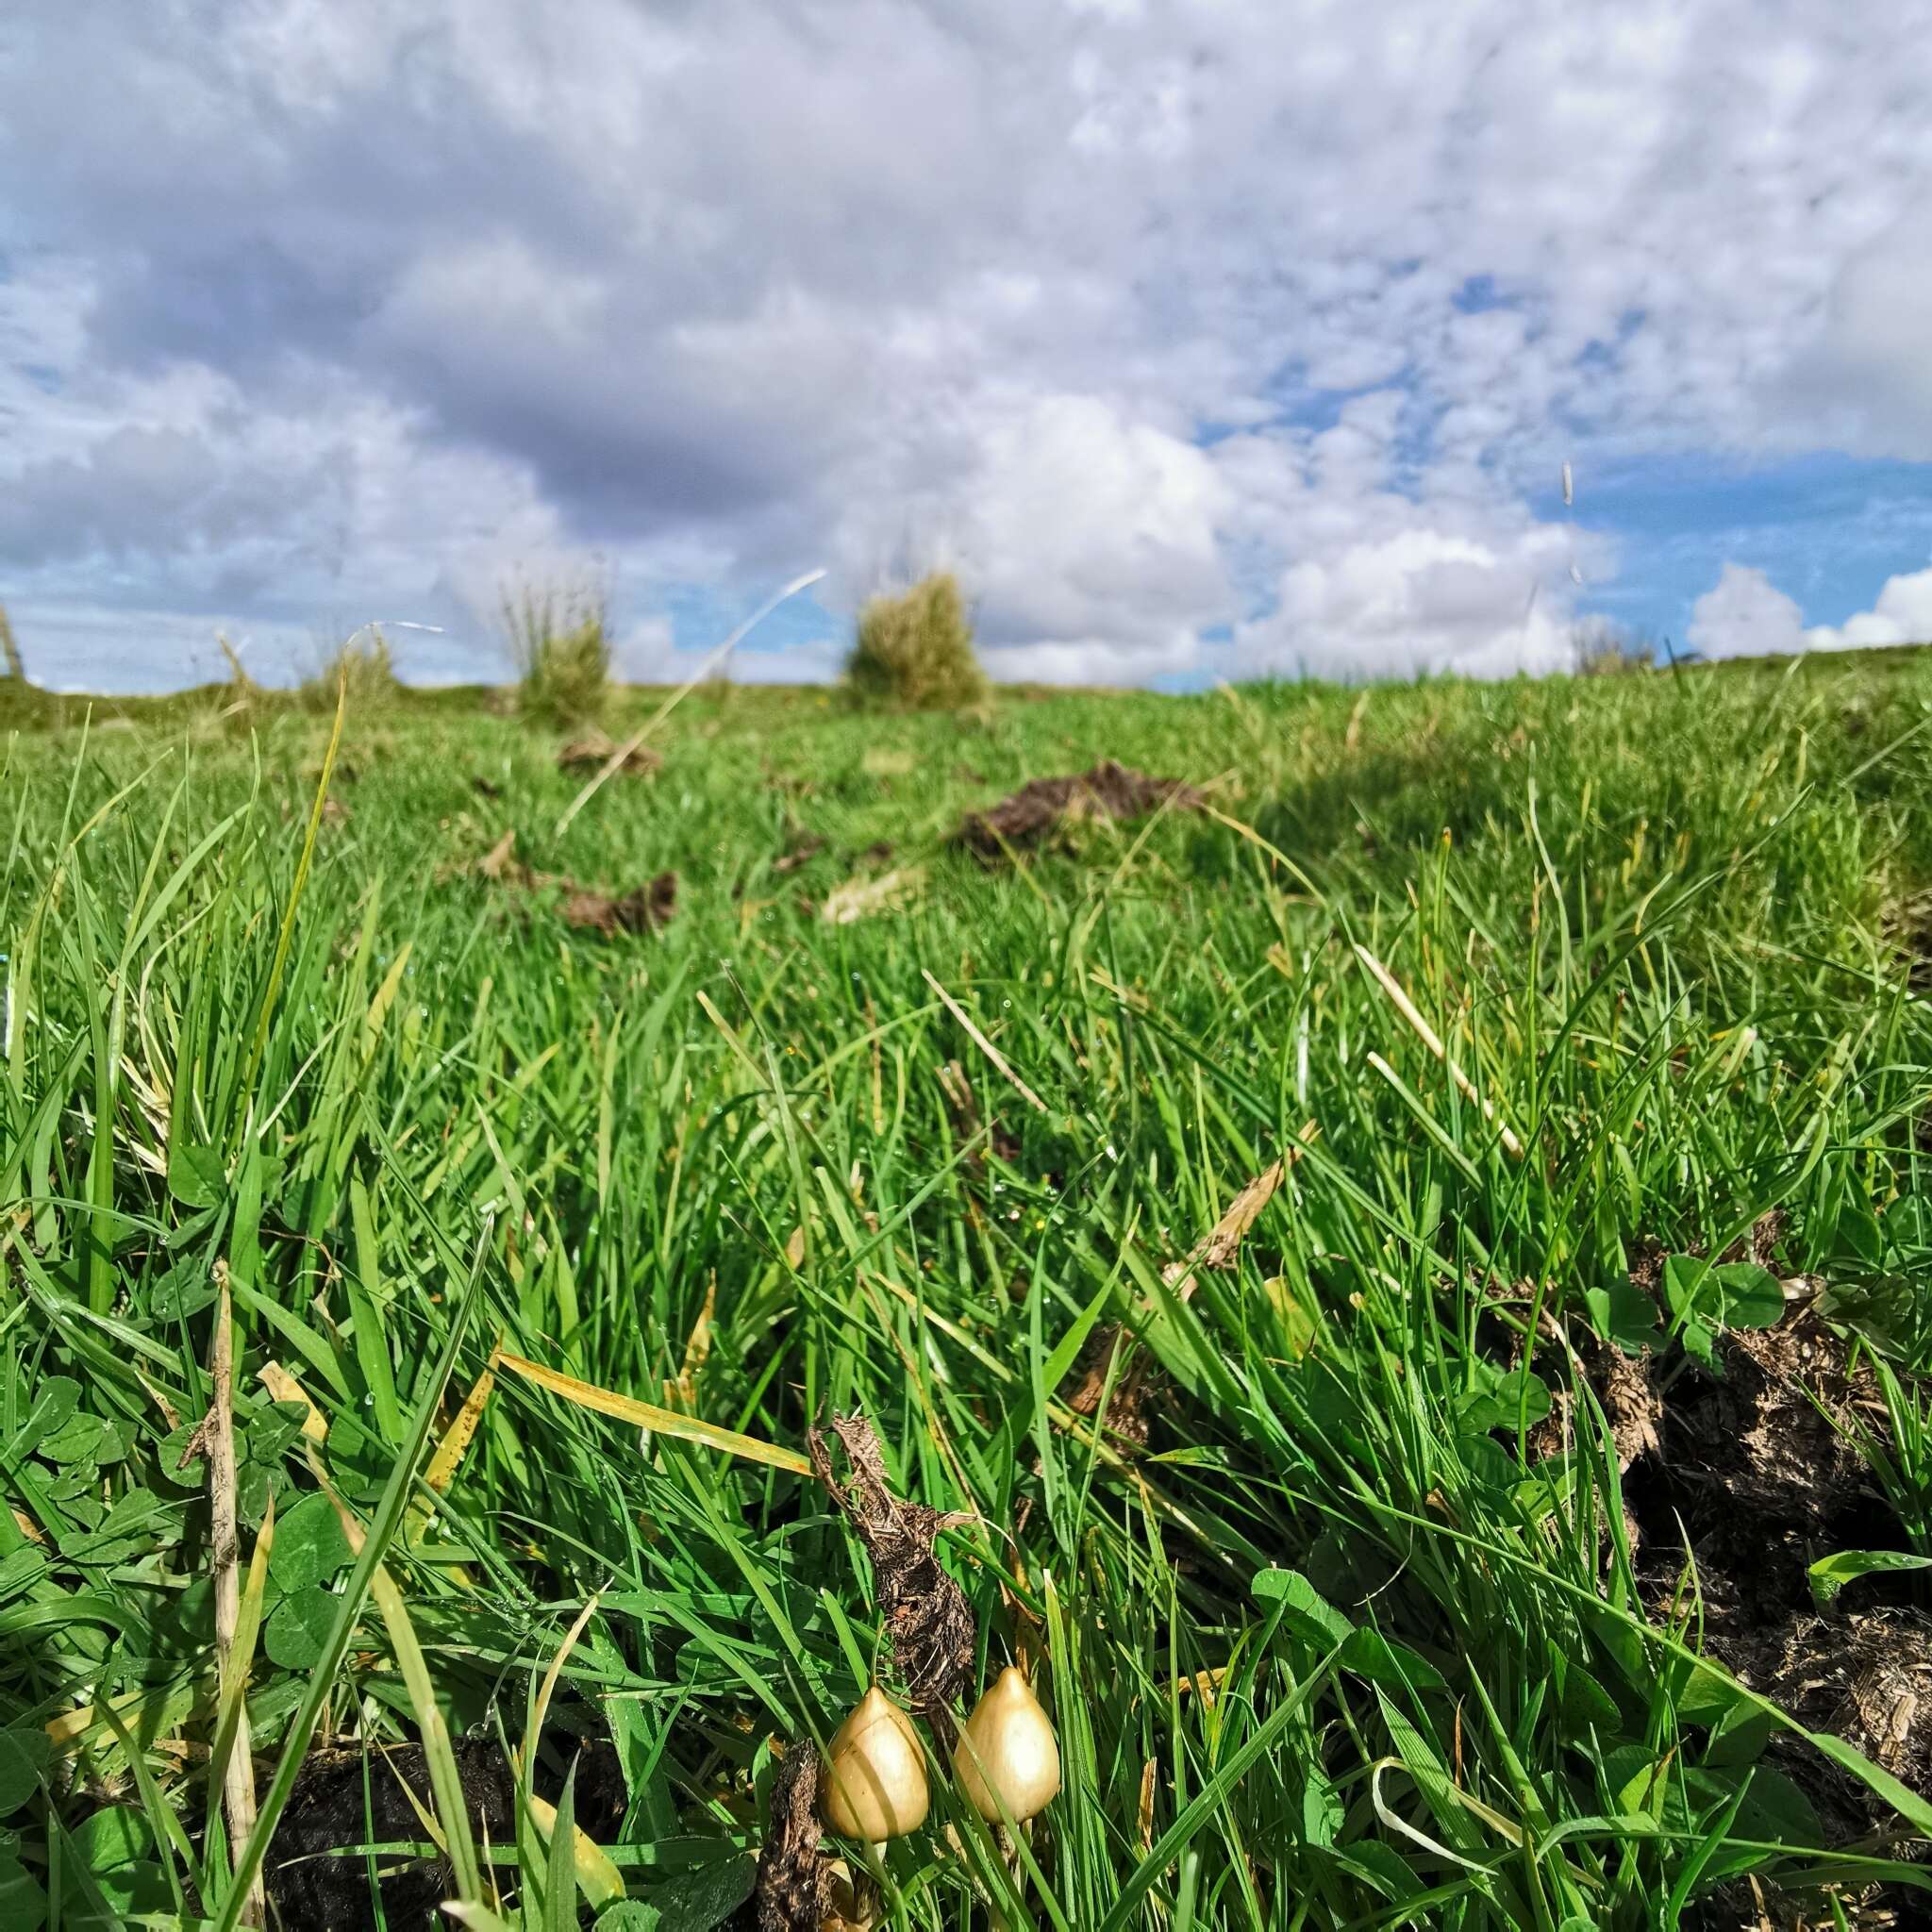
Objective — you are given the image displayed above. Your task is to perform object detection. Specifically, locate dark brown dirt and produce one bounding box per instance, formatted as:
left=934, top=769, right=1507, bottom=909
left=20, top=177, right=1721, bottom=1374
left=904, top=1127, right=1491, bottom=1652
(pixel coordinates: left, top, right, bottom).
left=264, top=1731, right=624, bottom=1931
left=1610, top=1311, right=1932, bottom=1826
left=772, top=834, right=824, bottom=875
left=806, top=1413, right=975, bottom=1732
left=558, top=871, right=677, bottom=937
left=1694, top=1873, right=1911, bottom=1930
left=957, top=759, right=1205, bottom=858
left=467, top=830, right=677, bottom=939
left=556, top=729, right=661, bottom=777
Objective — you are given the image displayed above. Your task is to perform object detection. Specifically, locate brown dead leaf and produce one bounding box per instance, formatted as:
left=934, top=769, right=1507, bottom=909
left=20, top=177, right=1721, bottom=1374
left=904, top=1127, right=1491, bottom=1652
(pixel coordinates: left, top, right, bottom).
left=258, top=1361, right=328, bottom=1443
left=807, top=1413, right=975, bottom=1730
left=820, top=865, right=925, bottom=925
left=1163, top=1137, right=1311, bottom=1300
left=479, top=829, right=522, bottom=881
left=674, top=1279, right=718, bottom=1407
left=1063, top=1324, right=1160, bottom=1447
left=773, top=834, right=825, bottom=875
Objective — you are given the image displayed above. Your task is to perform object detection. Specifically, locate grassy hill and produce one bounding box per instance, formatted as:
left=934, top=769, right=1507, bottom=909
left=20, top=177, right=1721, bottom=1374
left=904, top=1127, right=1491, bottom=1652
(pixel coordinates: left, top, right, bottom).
left=5, top=655, right=1932, bottom=1928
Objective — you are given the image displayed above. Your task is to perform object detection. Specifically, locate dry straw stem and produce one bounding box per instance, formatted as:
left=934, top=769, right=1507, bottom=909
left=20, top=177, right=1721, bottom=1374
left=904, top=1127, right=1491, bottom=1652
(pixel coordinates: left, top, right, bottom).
left=922, top=968, right=1048, bottom=1114
left=1352, top=942, right=1525, bottom=1159
left=204, top=1264, right=265, bottom=1927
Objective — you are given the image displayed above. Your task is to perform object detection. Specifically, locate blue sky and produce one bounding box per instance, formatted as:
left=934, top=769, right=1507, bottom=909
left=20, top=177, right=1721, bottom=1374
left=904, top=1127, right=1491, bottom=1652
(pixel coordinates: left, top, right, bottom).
left=5, top=2, right=1932, bottom=691
left=1555, top=454, right=1932, bottom=656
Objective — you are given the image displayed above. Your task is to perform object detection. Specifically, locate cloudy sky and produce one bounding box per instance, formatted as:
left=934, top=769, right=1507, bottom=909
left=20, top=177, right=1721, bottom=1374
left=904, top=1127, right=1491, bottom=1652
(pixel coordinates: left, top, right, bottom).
left=5, top=1, right=1932, bottom=691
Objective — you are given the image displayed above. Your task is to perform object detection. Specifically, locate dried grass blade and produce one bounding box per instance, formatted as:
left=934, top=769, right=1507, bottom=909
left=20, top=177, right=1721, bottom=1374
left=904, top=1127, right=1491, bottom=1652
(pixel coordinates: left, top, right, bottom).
left=1354, top=944, right=1524, bottom=1159
left=207, top=1262, right=265, bottom=1927
left=921, top=968, right=1047, bottom=1114
left=497, top=1352, right=811, bottom=1474
left=426, top=1341, right=502, bottom=1494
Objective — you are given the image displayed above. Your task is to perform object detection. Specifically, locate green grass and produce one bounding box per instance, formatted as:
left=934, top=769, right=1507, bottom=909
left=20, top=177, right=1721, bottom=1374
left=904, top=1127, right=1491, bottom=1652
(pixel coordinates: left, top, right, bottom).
left=5, top=654, right=1932, bottom=1928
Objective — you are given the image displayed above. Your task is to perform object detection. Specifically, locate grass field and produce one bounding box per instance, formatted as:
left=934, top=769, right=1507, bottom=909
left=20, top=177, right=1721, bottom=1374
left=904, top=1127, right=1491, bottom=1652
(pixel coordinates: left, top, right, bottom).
left=6, top=653, right=1932, bottom=1930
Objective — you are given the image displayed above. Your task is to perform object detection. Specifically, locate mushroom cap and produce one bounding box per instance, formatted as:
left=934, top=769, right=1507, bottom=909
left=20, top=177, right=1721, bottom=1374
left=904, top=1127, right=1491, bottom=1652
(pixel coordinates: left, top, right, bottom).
left=820, top=1687, right=930, bottom=1840
left=956, top=1666, right=1061, bottom=1824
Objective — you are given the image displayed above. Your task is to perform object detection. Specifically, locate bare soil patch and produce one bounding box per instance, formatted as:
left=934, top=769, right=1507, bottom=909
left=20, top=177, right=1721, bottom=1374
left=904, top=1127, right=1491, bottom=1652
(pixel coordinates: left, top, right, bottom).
left=265, top=1731, right=623, bottom=1931
left=957, top=759, right=1204, bottom=858
left=469, top=828, right=678, bottom=937
left=1605, top=1311, right=1932, bottom=1828
left=557, top=728, right=661, bottom=777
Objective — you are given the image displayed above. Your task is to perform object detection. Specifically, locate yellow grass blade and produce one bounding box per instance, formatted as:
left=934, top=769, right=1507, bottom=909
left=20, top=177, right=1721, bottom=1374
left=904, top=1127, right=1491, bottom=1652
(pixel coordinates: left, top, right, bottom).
left=426, top=1342, right=502, bottom=1494
left=496, top=1353, right=810, bottom=1474
left=524, top=1795, right=626, bottom=1908
left=258, top=1360, right=328, bottom=1441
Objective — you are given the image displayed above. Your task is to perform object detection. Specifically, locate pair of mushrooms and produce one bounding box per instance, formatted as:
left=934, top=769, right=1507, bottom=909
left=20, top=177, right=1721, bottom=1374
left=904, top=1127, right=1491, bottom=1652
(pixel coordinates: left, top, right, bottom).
left=820, top=1667, right=1059, bottom=1841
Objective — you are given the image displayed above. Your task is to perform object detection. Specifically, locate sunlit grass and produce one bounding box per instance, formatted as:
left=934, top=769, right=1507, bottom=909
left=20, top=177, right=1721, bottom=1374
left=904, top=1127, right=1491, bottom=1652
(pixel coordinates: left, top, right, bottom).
left=4, top=653, right=1932, bottom=1926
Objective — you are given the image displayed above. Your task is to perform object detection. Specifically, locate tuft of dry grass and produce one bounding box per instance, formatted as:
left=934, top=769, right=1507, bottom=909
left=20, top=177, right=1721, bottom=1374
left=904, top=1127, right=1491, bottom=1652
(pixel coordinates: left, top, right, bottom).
left=502, top=568, right=612, bottom=725
left=845, top=571, right=988, bottom=711
left=303, top=626, right=401, bottom=712
left=0, top=601, right=26, bottom=683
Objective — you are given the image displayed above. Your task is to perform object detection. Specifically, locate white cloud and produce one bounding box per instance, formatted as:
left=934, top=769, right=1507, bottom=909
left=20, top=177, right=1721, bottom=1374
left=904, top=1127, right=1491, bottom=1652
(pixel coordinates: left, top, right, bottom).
left=1784, top=209, right=1932, bottom=458
left=3, top=1, right=1932, bottom=686
left=1805, top=566, right=1932, bottom=652
left=1689, top=560, right=1932, bottom=659
left=824, top=391, right=1234, bottom=685
left=1688, top=564, right=1806, bottom=659
left=1234, top=526, right=1577, bottom=682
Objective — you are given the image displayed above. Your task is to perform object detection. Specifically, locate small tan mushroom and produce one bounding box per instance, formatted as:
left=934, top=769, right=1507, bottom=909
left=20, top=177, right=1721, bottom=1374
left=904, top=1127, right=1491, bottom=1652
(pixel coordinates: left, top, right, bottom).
left=820, top=1687, right=929, bottom=1841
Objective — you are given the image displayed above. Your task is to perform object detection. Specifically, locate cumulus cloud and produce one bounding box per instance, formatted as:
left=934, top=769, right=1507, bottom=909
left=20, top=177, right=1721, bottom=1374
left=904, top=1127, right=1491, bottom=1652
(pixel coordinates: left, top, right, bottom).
left=831, top=392, right=1237, bottom=686
left=1783, top=209, right=1932, bottom=458
left=1688, top=564, right=1807, bottom=659
left=3, top=0, right=1932, bottom=688
left=1690, top=560, right=1932, bottom=659
left=1234, top=528, right=1577, bottom=682
left=1804, top=567, right=1932, bottom=653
